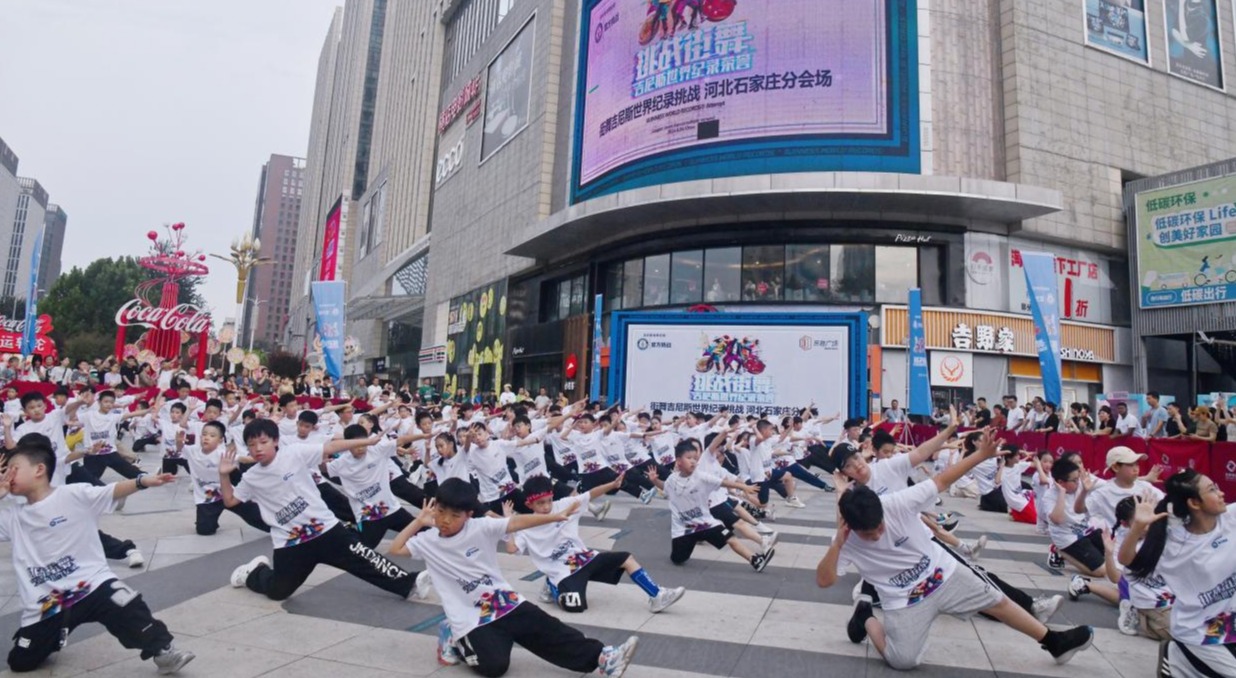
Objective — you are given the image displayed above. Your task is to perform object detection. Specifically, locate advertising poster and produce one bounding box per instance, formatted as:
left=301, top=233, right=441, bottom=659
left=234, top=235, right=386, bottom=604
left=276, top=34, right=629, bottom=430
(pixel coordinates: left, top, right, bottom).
left=1164, top=0, right=1223, bottom=88
left=620, top=322, right=850, bottom=437
left=445, top=280, right=509, bottom=397
left=1134, top=173, right=1236, bottom=307
left=482, top=18, right=535, bottom=161
left=1084, top=0, right=1149, bottom=63
left=571, top=0, right=919, bottom=202
left=319, top=197, right=342, bottom=282
left=21, top=226, right=43, bottom=356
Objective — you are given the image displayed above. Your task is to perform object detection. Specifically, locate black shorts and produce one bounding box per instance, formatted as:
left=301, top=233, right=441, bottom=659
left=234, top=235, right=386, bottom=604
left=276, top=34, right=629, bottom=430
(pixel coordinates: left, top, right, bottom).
left=670, top=525, right=732, bottom=565
left=709, top=500, right=740, bottom=529
left=554, top=550, right=630, bottom=612
left=1061, top=530, right=1106, bottom=571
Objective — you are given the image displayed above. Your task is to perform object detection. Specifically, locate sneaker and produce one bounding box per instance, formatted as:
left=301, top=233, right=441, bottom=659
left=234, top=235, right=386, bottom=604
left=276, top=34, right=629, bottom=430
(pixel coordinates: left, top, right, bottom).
left=760, top=532, right=779, bottom=554
left=229, top=555, right=270, bottom=588
left=764, top=502, right=777, bottom=523
left=1048, top=545, right=1065, bottom=570
left=934, top=496, right=943, bottom=506
left=1032, top=594, right=1063, bottom=623
left=648, top=586, right=685, bottom=613
left=126, top=549, right=145, bottom=569
left=1040, top=625, right=1094, bottom=665
left=1067, top=575, right=1090, bottom=602
left=411, top=571, right=433, bottom=600
left=153, top=646, right=195, bottom=675
left=1156, top=639, right=1173, bottom=678
left=822, top=482, right=836, bottom=493
left=785, top=496, right=806, bottom=509
left=851, top=580, right=865, bottom=604
left=1117, top=599, right=1140, bottom=636
left=962, top=535, right=988, bottom=560
left=437, top=619, right=460, bottom=666
left=589, top=500, right=612, bottom=521
left=638, top=487, right=656, bottom=505
left=538, top=580, right=555, bottom=604
left=847, top=598, right=874, bottom=644
left=598, top=635, right=640, bottom=677
left=935, top=512, right=959, bottom=532
left=751, top=548, right=775, bottom=572
left=754, top=522, right=774, bottom=535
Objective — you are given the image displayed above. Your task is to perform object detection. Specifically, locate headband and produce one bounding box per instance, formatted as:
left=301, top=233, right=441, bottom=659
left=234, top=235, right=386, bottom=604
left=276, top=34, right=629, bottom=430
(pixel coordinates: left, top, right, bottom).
left=525, top=491, right=553, bottom=504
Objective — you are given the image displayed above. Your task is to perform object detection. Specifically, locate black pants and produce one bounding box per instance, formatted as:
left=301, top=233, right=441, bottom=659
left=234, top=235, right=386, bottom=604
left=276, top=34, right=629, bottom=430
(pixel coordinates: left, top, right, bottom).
left=456, top=602, right=603, bottom=678
left=618, top=462, right=655, bottom=498
left=800, top=444, right=836, bottom=473
left=195, top=501, right=269, bottom=536
left=99, top=531, right=136, bottom=561
left=66, top=463, right=105, bottom=487
left=82, top=454, right=142, bottom=481
left=7, top=579, right=173, bottom=672
left=162, top=457, right=190, bottom=475
left=356, top=508, right=414, bottom=549
left=318, top=482, right=356, bottom=523
left=577, top=467, right=618, bottom=493
left=131, top=434, right=160, bottom=452
left=245, top=524, right=417, bottom=601
left=544, top=448, right=576, bottom=484
left=670, top=525, right=731, bottom=565
left=978, top=489, right=1008, bottom=513
left=483, top=490, right=531, bottom=517
left=390, top=475, right=425, bottom=508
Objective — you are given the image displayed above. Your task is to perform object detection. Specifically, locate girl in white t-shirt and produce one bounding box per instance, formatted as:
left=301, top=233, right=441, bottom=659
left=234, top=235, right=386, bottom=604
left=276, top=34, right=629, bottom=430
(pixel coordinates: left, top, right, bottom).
left=996, top=445, right=1036, bottom=525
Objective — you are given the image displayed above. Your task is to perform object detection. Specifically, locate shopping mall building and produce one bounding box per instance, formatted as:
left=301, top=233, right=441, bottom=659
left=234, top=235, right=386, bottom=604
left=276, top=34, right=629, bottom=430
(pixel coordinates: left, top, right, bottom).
left=295, top=0, right=1236, bottom=408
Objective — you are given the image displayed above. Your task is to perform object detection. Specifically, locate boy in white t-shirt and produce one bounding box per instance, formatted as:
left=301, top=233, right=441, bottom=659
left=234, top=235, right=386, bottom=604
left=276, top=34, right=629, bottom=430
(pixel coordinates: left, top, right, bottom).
left=817, top=430, right=1094, bottom=670
left=507, top=474, right=685, bottom=614
left=324, top=423, right=425, bottom=548
left=175, top=420, right=268, bottom=536
left=995, top=444, right=1036, bottom=525
left=0, top=439, right=194, bottom=674
left=218, top=419, right=430, bottom=602
left=389, top=478, right=641, bottom=677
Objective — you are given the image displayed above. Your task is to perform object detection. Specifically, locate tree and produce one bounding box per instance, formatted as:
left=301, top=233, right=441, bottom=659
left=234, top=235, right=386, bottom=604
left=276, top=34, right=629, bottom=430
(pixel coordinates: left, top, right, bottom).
left=41, top=257, right=207, bottom=359
left=265, top=350, right=304, bottom=379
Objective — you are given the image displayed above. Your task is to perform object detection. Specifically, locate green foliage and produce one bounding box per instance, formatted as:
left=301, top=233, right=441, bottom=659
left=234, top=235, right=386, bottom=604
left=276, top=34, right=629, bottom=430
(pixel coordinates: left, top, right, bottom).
left=41, top=257, right=207, bottom=357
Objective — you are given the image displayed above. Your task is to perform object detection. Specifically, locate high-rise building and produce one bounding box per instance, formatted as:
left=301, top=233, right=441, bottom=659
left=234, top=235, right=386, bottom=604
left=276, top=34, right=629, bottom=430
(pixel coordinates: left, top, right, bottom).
left=39, top=204, right=66, bottom=292
left=2, top=177, right=48, bottom=300
left=0, top=139, right=19, bottom=257
left=242, top=154, right=305, bottom=350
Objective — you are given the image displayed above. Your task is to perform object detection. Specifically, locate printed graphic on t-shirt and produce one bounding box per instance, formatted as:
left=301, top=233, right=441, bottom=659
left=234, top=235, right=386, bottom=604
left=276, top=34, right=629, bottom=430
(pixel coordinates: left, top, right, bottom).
left=361, top=501, right=390, bottom=522
left=564, top=549, right=598, bottom=573
left=1154, top=591, right=1177, bottom=609
left=475, top=589, right=522, bottom=626
left=561, top=452, right=578, bottom=464
left=284, top=518, right=326, bottom=547
left=678, top=506, right=711, bottom=534
left=203, top=487, right=222, bottom=504
left=906, top=567, right=945, bottom=605
left=37, top=581, right=91, bottom=620
left=580, top=453, right=602, bottom=473
left=1203, top=611, right=1236, bottom=645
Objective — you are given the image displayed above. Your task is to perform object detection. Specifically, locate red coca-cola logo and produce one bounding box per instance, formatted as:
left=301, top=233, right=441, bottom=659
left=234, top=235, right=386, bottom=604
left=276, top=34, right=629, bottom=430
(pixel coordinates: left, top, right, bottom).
left=115, top=299, right=211, bottom=334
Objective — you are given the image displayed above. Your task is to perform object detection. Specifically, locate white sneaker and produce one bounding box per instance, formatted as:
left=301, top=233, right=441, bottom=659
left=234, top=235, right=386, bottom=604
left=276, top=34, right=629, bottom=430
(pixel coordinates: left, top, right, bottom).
left=1032, top=594, right=1063, bottom=623
left=638, top=487, right=655, bottom=504
left=851, top=580, right=865, bottom=604
left=760, top=532, right=779, bottom=554
left=230, top=555, right=271, bottom=588
left=126, top=549, right=144, bottom=569
left=538, top=580, right=555, bottom=604
left=963, top=535, right=988, bottom=560
left=754, top=522, right=774, bottom=535
left=589, top=500, right=612, bottom=521
left=1067, top=575, right=1090, bottom=602
left=764, top=502, right=777, bottom=522
left=437, top=619, right=460, bottom=666
left=153, top=645, right=195, bottom=675
left=599, top=635, right=640, bottom=676
left=648, top=586, right=685, bottom=613
left=410, top=571, right=433, bottom=600
left=785, top=496, right=806, bottom=509
left=1117, top=599, right=1140, bottom=636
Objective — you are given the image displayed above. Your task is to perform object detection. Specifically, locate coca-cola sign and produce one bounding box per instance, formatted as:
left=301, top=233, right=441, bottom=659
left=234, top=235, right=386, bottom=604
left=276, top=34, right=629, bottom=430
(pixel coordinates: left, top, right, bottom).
left=115, top=299, right=211, bottom=334
left=0, top=314, right=49, bottom=335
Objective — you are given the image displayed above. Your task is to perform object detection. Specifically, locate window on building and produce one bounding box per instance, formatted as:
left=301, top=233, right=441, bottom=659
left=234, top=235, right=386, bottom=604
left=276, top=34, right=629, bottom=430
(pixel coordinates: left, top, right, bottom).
left=622, top=259, right=643, bottom=309
left=742, top=245, right=784, bottom=301
left=671, top=250, right=703, bottom=305
left=875, top=246, right=918, bottom=303
left=919, top=247, right=944, bottom=306
left=830, top=244, right=875, bottom=303
left=643, top=254, right=670, bottom=306
left=569, top=275, right=586, bottom=316
left=703, top=247, right=741, bottom=303
left=604, top=263, right=623, bottom=311
left=785, top=244, right=829, bottom=301
left=557, top=281, right=571, bottom=321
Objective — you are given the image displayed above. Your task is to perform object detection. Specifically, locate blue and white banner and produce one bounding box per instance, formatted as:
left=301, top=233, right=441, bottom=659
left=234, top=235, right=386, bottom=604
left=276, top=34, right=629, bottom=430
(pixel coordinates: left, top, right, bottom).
left=21, top=227, right=43, bottom=356
left=311, top=281, right=346, bottom=382
left=590, top=294, right=603, bottom=403
left=1022, top=252, right=1063, bottom=406
left=907, top=288, right=931, bottom=415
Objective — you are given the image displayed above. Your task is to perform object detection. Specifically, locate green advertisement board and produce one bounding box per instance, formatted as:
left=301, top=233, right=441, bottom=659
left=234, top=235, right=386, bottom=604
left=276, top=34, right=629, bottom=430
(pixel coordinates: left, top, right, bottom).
left=1134, top=174, right=1236, bottom=308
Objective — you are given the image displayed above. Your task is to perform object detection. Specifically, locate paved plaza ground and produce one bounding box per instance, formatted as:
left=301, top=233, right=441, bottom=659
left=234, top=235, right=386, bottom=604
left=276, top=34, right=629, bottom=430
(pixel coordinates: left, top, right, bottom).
left=0, top=447, right=1158, bottom=677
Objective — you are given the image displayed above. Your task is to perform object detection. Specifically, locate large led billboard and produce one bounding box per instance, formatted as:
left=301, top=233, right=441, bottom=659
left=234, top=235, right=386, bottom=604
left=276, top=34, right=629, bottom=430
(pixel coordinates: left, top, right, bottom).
left=570, top=0, right=920, bottom=203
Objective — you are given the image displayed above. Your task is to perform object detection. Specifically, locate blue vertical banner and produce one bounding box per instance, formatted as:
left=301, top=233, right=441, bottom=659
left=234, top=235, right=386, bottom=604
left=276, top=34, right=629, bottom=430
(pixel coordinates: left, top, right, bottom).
left=1022, top=251, right=1063, bottom=406
left=310, top=281, right=346, bottom=382
left=590, top=294, right=603, bottom=403
left=907, top=288, right=931, bottom=416
left=20, top=227, right=44, bottom=356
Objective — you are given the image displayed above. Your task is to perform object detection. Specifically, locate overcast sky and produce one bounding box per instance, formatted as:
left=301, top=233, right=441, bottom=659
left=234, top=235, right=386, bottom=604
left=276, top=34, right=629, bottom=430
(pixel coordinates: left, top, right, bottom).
left=0, top=0, right=341, bottom=321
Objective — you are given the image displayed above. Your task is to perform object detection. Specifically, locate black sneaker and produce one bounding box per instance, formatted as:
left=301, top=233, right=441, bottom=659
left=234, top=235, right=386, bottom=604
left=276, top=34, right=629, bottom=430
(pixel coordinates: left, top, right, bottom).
left=751, top=548, right=775, bottom=572
left=1047, top=545, right=1065, bottom=570
left=847, top=599, right=873, bottom=644
left=1156, top=639, right=1173, bottom=677
left=1041, top=626, right=1094, bottom=665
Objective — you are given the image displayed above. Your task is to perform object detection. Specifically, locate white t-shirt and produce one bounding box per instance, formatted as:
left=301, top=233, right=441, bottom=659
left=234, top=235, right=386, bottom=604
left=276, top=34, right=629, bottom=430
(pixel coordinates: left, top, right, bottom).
left=600, top=433, right=632, bottom=473
left=14, top=411, right=71, bottom=487
left=867, top=454, right=913, bottom=496
left=972, top=457, right=1000, bottom=496
left=534, top=395, right=551, bottom=410
left=1155, top=503, right=1236, bottom=645
left=509, top=433, right=548, bottom=483
left=78, top=408, right=125, bottom=456
left=512, top=495, right=597, bottom=586
left=999, top=461, right=1032, bottom=512
left=569, top=430, right=609, bottom=474
left=183, top=443, right=226, bottom=505
left=649, top=431, right=678, bottom=467
left=429, top=449, right=472, bottom=483
left=665, top=470, right=724, bottom=538
left=325, top=440, right=402, bottom=523
left=1005, top=407, right=1025, bottom=431
left=0, top=484, right=118, bottom=625
left=1114, top=413, right=1141, bottom=436
left=1085, top=479, right=1164, bottom=529
left=1112, top=526, right=1175, bottom=612
left=1042, top=485, right=1089, bottom=549
left=405, top=517, right=525, bottom=639
left=232, top=443, right=338, bottom=548
left=836, top=481, right=957, bottom=611
left=160, top=419, right=185, bottom=458
left=498, top=391, right=516, bottom=406
left=467, top=441, right=519, bottom=502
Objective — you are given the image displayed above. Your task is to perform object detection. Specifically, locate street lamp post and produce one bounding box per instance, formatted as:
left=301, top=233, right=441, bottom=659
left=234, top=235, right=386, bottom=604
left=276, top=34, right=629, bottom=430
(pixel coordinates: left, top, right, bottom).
left=210, top=235, right=271, bottom=376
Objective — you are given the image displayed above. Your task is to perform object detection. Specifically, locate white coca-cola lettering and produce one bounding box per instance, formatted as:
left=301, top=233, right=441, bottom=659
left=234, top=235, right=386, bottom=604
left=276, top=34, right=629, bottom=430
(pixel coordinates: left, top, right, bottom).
left=0, top=315, right=29, bottom=333
left=115, top=299, right=212, bottom=333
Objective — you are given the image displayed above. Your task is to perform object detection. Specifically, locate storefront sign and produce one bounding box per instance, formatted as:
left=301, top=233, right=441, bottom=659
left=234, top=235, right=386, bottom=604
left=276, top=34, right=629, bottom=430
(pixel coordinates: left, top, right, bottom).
left=882, top=306, right=1116, bottom=363
left=436, top=121, right=466, bottom=188
left=418, top=345, right=447, bottom=365
left=438, top=75, right=483, bottom=134
left=930, top=351, right=973, bottom=388
left=115, top=300, right=212, bottom=334
left=565, top=353, right=579, bottom=379
left=1010, top=244, right=1110, bottom=322
left=0, top=314, right=55, bottom=358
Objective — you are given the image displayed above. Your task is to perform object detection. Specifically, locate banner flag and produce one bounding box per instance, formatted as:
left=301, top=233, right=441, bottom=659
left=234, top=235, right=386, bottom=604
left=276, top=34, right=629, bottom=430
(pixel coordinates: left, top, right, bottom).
left=311, top=281, right=346, bottom=381
left=907, top=288, right=931, bottom=415
left=1022, top=251, right=1063, bottom=406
